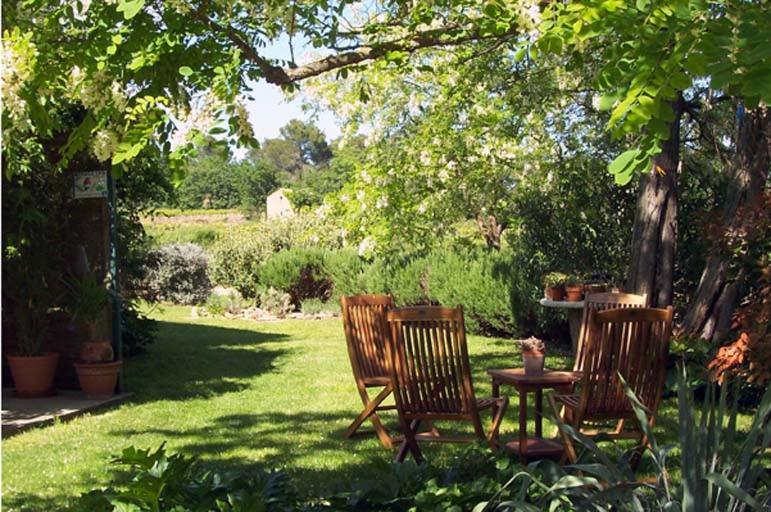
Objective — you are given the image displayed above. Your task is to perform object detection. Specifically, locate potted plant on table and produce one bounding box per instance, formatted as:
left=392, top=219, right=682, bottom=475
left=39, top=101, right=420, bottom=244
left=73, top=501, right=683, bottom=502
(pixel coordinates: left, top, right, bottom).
left=518, top=337, right=546, bottom=376
left=565, top=274, right=584, bottom=302
left=543, top=272, right=568, bottom=301
left=66, top=274, right=121, bottom=399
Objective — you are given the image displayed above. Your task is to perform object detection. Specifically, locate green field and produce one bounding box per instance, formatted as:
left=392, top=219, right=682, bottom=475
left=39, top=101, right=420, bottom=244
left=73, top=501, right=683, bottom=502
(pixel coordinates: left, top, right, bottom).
left=3, top=307, right=566, bottom=510
left=1, top=307, right=757, bottom=510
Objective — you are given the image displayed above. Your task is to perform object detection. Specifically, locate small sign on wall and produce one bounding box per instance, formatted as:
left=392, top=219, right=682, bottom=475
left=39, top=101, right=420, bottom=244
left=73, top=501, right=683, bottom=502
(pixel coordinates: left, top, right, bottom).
left=72, top=170, right=108, bottom=199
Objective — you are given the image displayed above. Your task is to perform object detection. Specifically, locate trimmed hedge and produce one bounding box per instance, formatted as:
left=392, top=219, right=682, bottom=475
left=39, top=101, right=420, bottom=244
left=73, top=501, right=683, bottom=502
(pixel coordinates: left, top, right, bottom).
left=209, top=238, right=528, bottom=336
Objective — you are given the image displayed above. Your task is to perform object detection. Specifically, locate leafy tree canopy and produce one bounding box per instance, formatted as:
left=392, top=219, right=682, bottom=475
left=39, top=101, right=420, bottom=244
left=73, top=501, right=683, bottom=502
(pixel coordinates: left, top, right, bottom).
left=2, top=0, right=767, bottom=184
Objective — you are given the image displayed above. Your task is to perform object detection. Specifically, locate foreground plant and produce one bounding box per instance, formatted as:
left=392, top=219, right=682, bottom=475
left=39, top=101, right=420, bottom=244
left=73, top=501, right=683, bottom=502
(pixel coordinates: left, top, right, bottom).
left=477, top=367, right=771, bottom=511
left=77, top=444, right=297, bottom=512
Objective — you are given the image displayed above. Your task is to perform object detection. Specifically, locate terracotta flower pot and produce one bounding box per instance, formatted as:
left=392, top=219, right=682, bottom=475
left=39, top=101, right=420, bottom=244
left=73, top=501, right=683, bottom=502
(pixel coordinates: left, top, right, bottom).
left=584, top=283, right=607, bottom=295
left=545, top=286, right=566, bottom=301
left=565, top=285, right=583, bottom=302
left=523, top=351, right=545, bottom=376
left=6, top=352, right=59, bottom=398
left=74, top=360, right=122, bottom=399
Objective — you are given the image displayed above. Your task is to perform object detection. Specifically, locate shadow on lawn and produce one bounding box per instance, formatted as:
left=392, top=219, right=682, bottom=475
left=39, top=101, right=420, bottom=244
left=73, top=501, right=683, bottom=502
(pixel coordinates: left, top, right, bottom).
left=124, top=321, right=290, bottom=402
left=109, top=409, right=402, bottom=492
left=2, top=492, right=72, bottom=512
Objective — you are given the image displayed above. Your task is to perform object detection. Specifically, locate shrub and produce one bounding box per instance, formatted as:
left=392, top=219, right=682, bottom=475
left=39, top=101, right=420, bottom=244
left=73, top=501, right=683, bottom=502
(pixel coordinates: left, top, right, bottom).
left=380, top=249, right=517, bottom=336
left=258, top=287, right=293, bottom=317
left=204, top=288, right=245, bottom=316
left=322, top=248, right=366, bottom=299
left=120, top=301, right=157, bottom=356
left=422, top=249, right=516, bottom=336
left=260, top=248, right=332, bottom=307
left=388, top=255, right=430, bottom=305
left=140, top=244, right=211, bottom=305
left=209, top=211, right=344, bottom=297
left=300, top=298, right=339, bottom=315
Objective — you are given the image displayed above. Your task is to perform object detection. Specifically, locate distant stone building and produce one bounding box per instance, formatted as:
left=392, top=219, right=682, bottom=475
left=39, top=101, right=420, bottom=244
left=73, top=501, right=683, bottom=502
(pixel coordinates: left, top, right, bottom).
left=266, top=188, right=295, bottom=219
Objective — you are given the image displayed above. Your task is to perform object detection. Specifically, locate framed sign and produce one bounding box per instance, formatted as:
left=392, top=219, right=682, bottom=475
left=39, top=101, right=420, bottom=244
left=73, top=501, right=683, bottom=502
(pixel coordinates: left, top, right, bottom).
left=72, top=170, right=108, bottom=199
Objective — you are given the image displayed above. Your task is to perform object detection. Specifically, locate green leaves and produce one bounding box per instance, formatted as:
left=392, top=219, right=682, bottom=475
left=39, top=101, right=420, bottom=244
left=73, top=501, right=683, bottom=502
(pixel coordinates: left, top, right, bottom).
left=116, top=0, right=145, bottom=20
left=608, top=148, right=644, bottom=185
left=178, top=66, right=193, bottom=77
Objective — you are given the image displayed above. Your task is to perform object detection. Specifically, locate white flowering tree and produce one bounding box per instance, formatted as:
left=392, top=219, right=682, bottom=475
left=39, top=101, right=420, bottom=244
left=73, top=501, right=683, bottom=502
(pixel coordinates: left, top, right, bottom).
left=1, top=0, right=536, bottom=178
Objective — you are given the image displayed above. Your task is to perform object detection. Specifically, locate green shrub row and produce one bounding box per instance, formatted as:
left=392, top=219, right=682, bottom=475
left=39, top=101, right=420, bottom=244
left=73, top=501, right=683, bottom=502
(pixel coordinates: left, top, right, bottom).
left=213, top=244, right=522, bottom=336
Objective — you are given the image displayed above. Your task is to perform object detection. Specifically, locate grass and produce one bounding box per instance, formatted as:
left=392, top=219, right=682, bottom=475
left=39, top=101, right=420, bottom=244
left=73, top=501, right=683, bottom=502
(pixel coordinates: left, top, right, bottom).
left=1, top=307, right=759, bottom=510
left=149, top=207, right=242, bottom=217
left=144, top=222, right=230, bottom=248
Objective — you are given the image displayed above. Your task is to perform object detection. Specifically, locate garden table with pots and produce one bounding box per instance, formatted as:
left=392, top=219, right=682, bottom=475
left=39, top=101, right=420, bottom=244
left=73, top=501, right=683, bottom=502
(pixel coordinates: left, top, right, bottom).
left=488, top=368, right=582, bottom=463
left=538, top=298, right=585, bottom=353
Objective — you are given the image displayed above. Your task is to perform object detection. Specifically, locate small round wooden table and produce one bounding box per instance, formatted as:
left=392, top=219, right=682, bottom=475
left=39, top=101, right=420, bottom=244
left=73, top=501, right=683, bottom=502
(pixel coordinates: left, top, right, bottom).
left=488, top=368, right=582, bottom=463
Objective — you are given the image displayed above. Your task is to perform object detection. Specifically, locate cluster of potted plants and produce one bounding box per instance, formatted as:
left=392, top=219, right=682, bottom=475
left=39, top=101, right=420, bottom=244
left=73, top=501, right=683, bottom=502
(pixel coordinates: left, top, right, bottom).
left=543, top=271, right=612, bottom=302
left=5, top=258, right=121, bottom=399
left=518, top=337, right=546, bottom=375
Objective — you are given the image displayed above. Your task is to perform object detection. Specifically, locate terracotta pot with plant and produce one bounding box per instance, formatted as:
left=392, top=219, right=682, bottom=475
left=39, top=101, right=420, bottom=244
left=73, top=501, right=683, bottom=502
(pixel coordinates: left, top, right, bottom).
left=565, top=275, right=584, bottom=302
left=518, top=337, right=546, bottom=376
left=67, top=274, right=121, bottom=399
left=543, top=272, right=568, bottom=301
left=584, top=270, right=611, bottom=295
left=5, top=251, right=59, bottom=397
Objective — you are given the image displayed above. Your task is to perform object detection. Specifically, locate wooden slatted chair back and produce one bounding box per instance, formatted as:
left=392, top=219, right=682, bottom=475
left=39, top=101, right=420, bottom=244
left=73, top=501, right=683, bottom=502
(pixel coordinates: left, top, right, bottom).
left=579, top=307, right=673, bottom=418
left=387, top=306, right=479, bottom=419
left=574, top=292, right=648, bottom=372
left=340, top=294, right=395, bottom=382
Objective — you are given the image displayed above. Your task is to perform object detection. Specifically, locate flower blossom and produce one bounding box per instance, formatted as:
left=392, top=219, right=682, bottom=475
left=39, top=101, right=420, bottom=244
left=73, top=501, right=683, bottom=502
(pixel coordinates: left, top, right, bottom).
left=92, top=128, right=119, bottom=162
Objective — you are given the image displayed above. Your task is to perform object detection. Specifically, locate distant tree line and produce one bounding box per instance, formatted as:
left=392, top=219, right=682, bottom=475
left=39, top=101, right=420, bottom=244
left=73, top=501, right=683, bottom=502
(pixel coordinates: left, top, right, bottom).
left=171, top=119, right=361, bottom=215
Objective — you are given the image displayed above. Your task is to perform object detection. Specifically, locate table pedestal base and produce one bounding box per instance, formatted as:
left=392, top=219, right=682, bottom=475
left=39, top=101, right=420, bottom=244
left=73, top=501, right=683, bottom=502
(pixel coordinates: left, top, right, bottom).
left=505, top=437, right=564, bottom=461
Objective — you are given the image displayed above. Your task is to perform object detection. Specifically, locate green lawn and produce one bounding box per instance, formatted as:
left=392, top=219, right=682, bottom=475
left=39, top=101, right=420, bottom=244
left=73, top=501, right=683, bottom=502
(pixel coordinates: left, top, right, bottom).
left=0, top=307, right=755, bottom=510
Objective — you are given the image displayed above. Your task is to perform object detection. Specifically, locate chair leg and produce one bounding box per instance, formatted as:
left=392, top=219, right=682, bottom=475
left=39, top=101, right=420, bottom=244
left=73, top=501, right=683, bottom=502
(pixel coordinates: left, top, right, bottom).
left=344, top=384, right=394, bottom=449
left=487, top=396, right=509, bottom=451
left=395, top=419, right=423, bottom=464
left=548, top=394, right=579, bottom=464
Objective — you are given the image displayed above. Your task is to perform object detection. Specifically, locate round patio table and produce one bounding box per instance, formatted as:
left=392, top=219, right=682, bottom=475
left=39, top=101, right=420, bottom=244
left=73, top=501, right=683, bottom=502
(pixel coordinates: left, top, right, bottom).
left=539, top=298, right=584, bottom=353
left=488, top=368, right=582, bottom=463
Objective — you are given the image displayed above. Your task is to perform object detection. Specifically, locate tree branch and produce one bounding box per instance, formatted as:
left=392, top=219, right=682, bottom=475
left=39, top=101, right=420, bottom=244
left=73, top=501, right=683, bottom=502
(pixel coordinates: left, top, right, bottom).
left=269, top=26, right=521, bottom=85
left=192, top=4, right=522, bottom=87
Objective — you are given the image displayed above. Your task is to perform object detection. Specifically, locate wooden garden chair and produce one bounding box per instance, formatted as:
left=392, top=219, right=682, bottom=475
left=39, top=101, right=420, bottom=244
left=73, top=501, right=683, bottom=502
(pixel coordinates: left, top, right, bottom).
left=386, top=306, right=508, bottom=463
left=569, top=292, right=648, bottom=435
left=340, top=294, right=397, bottom=449
left=549, top=306, right=673, bottom=466
left=574, top=292, right=648, bottom=372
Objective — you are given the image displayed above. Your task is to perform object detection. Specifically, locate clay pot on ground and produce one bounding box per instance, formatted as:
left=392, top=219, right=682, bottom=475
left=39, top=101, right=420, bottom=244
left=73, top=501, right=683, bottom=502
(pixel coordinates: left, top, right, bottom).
left=6, top=352, right=59, bottom=398
left=73, top=360, right=121, bottom=399
left=523, top=351, right=545, bottom=376
left=565, top=285, right=583, bottom=302
left=545, top=286, right=566, bottom=301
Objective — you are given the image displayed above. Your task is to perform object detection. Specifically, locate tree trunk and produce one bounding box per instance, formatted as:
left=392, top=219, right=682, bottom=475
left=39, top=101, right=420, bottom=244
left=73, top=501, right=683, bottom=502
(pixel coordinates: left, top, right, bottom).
left=625, top=100, right=683, bottom=307
left=476, top=214, right=504, bottom=250
left=681, top=105, right=770, bottom=342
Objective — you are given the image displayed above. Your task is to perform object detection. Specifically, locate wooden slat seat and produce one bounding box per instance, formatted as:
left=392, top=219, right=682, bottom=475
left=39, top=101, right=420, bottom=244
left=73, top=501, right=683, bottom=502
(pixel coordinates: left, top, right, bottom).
left=362, top=376, right=391, bottom=386
left=549, top=306, right=673, bottom=468
left=387, top=306, right=508, bottom=463
left=341, top=294, right=397, bottom=449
